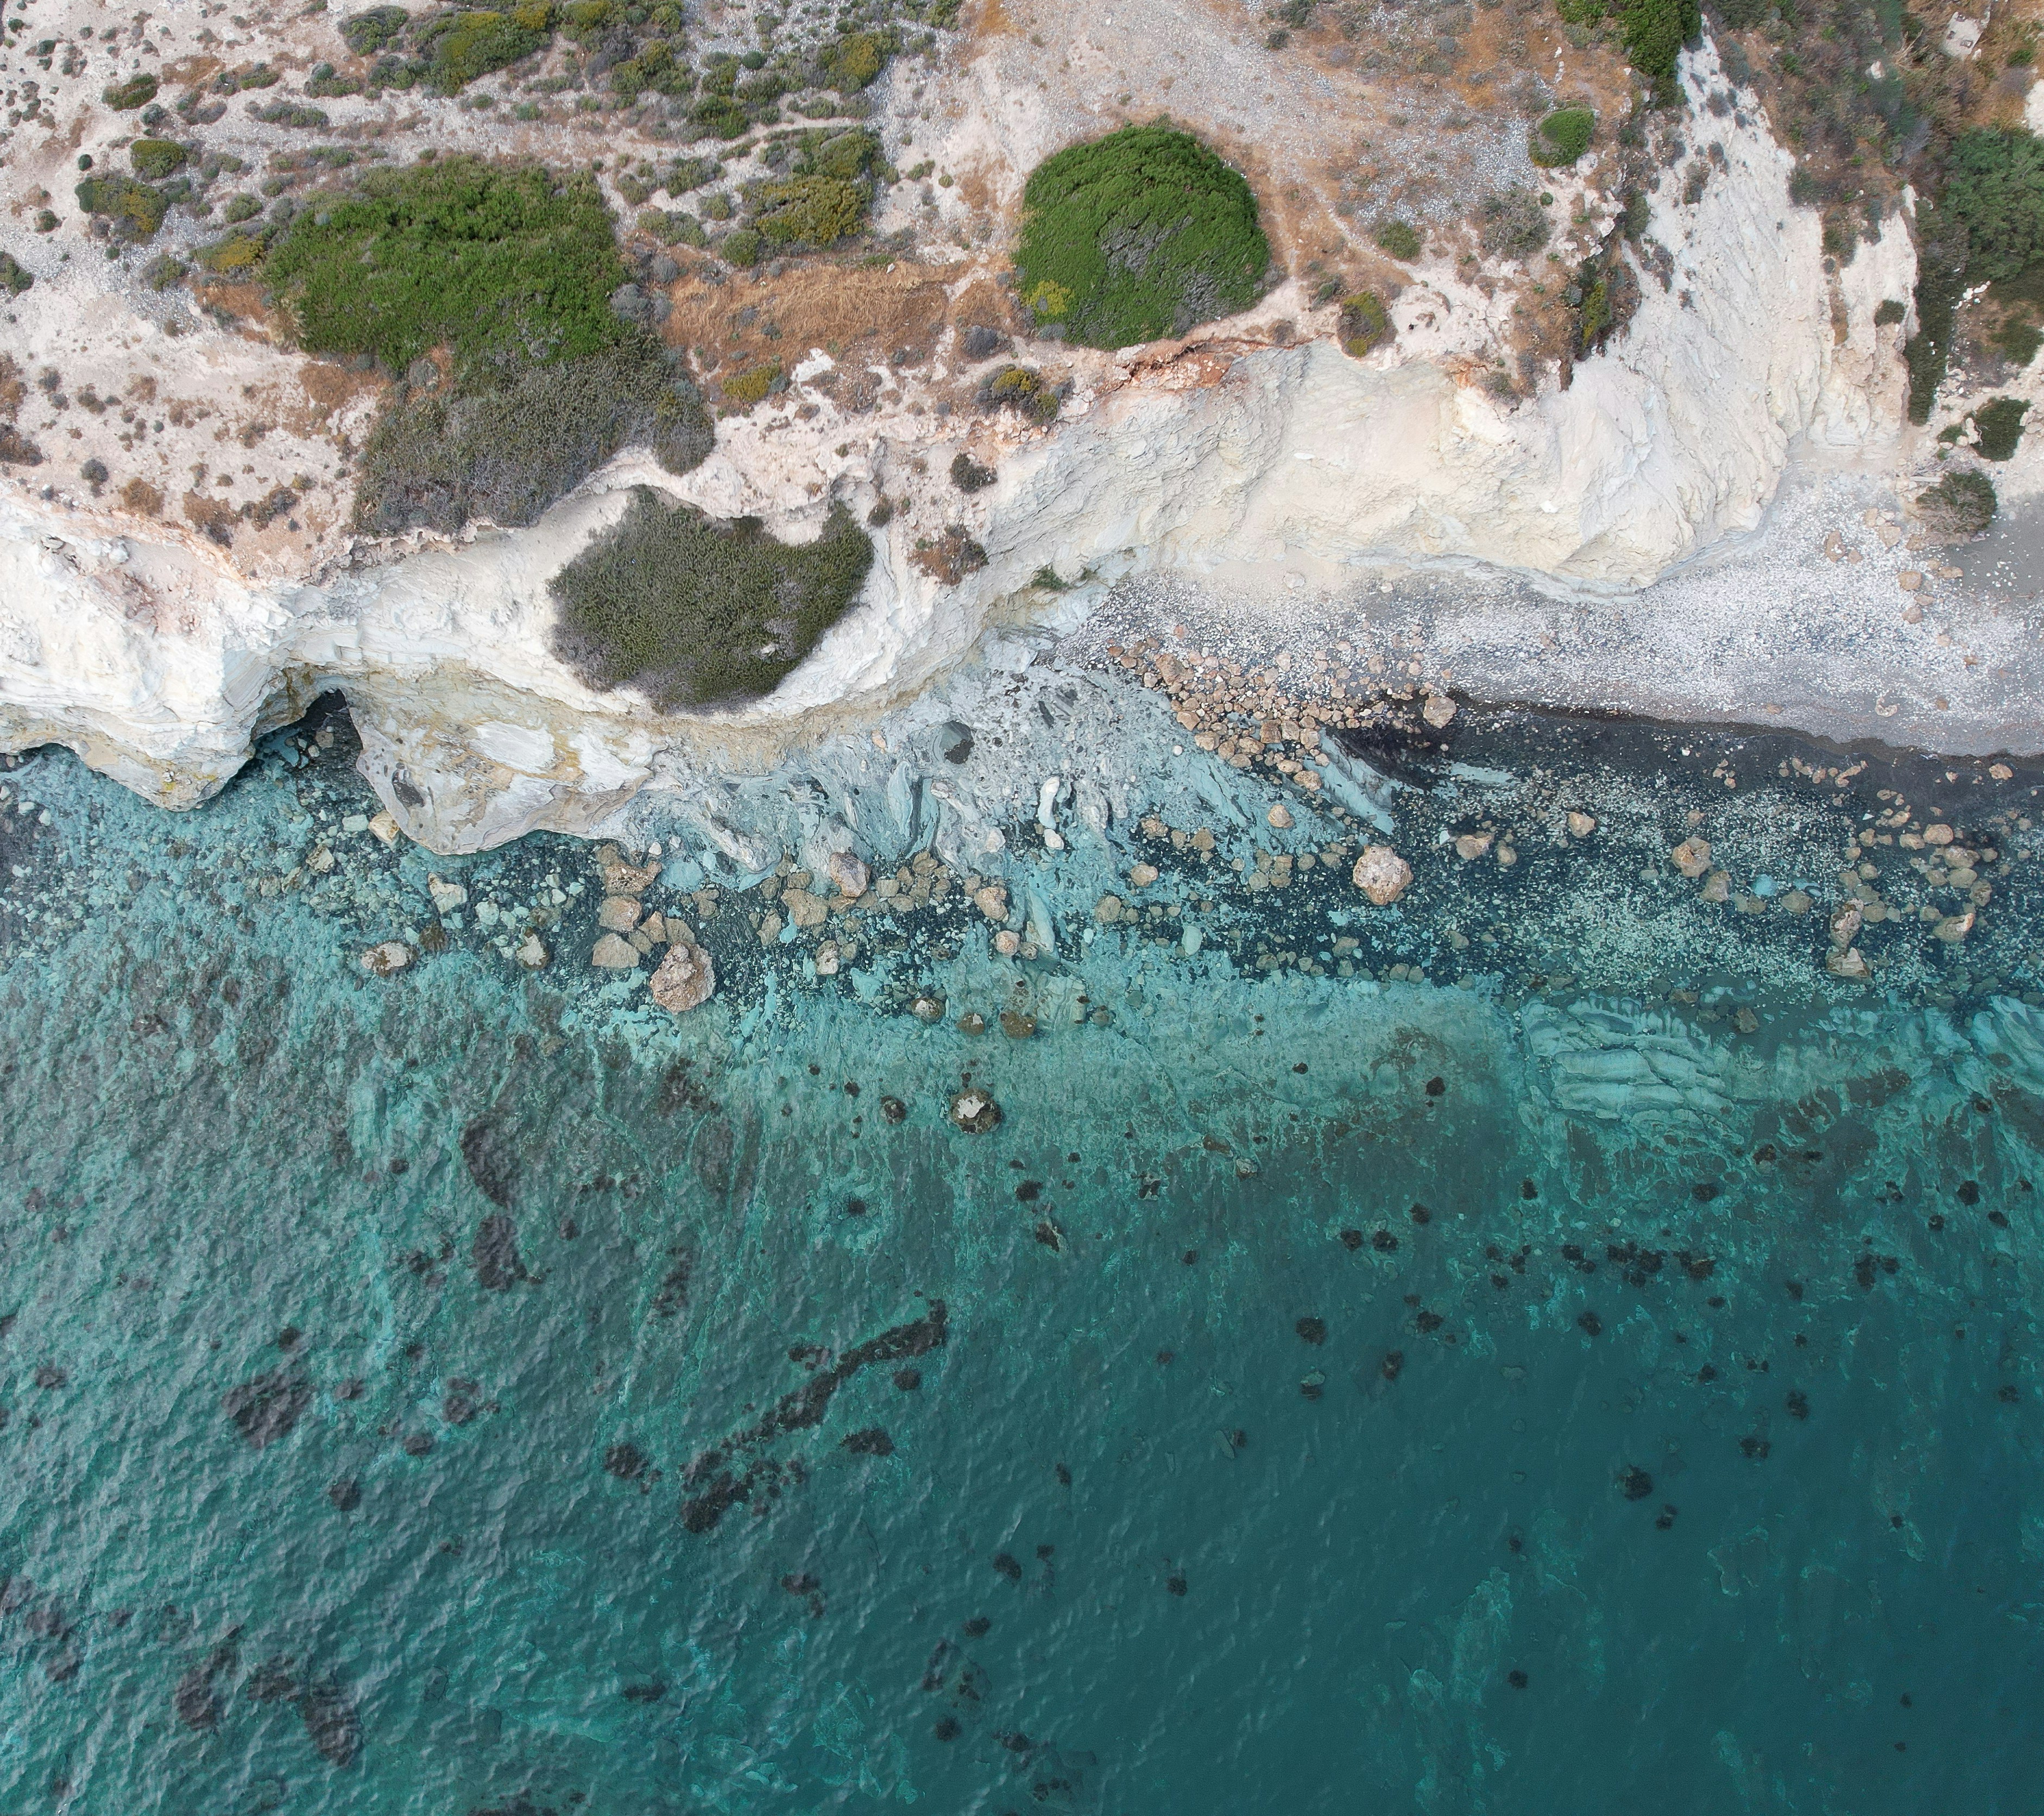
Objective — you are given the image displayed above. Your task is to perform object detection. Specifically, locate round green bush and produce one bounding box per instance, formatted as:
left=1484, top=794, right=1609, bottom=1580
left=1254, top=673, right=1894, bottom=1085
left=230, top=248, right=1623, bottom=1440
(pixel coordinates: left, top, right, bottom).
left=1372, top=218, right=1422, bottom=261
left=1530, top=108, right=1594, bottom=167
left=129, top=138, right=188, bottom=180
left=1973, top=395, right=2028, bottom=460
left=1011, top=124, right=1270, bottom=349
left=1338, top=291, right=1391, bottom=356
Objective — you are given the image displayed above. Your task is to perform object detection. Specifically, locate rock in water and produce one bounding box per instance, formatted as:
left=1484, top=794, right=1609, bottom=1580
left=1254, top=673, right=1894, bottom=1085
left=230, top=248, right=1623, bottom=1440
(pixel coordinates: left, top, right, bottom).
left=591, top=932, right=640, bottom=969
left=1671, top=837, right=1713, bottom=879
left=651, top=939, right=716, bottom=1013
left=360, top=941, right=412, bottom=977
left=1351, top=844, right=1412, bottom=905
left=828, top=849, right=870, bottom=897
left=1422, top=692, right=1457, bottom=728
left=950, top=1089, right=1002, bottom=1133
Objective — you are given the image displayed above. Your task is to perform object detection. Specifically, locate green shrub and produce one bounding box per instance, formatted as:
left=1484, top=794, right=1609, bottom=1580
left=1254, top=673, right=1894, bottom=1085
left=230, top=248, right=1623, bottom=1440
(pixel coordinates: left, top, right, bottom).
left=251, top=101, right=331, bottom=128
left=224, top=193, right=263, bottom=223
left=979, top=363, right=1061, bottom=422
left=722, top=360, right=782, bottom=405
left=355, top=339, right=712, bottom=534
left=823, top=31, right=886, bottom=90
left=793, top=129, right=884, bottom=182
left=1972, top=395, right=2027, bottom=460
left=667, top=156, right=723, bottom=192
left=1992, top=317, right=2043, bottom=365
left=950, top=450, right=995, bottom=490
left=1338, top=290, right=1391, bottom=355
left=722, top=226, right=764, bottom=267
left=1477, top=187, right=1550, bottom=260
left=692, top=95, right=752, bottom=138
left=264, top=157, right=631, bottom=377
left=1578, top=274, right=1610, bottom=346
left=1616, top=0, right=1697, bottom=84
left=1903, top=228, right=1966, bottom=424
left=75, top=174, right=169, bottom=242
left=1942, top=130, right=2044, bottom=285
left=195, top=225, right=272, bottom=274
left=1873, top=298, right=1906, bottom=327
left=308, top=62, right=367, bottom=96
left=751, top=174, right=867, bottom=245
left=0, top=251, right=32, bottom=297
left=1530, top=108, right=1594, bottom=166
left=1372, top=218, right=1422, bottom=260
left=638, top=206, right=707, bottom=247
left=340, top=5, right=411, bottom=54
left=550, top=489, right=873, bottom=707
left=129, top=138, right=188, bottom=180
left=1916, top=469, right=1997, bottom=537
left=414, top=8, right=549, bottom=93
left=1011, top=124, right=1269, bottom=349
left=103, top=73, right=159, bottom=110
left=141, top=253, right=185, bottom=291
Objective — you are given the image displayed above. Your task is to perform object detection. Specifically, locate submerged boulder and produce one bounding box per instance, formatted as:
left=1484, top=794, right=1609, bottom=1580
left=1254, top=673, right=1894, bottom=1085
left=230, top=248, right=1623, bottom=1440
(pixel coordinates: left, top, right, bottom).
left=1351, top=844, right=1412, bottom=905
left=651, top=939, right=716, bottom=1014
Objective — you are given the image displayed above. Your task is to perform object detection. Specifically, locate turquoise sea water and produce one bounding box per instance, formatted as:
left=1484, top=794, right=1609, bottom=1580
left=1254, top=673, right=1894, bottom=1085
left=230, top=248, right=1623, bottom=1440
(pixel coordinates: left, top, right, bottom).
left=3, top=691, right=2043, bottom=1815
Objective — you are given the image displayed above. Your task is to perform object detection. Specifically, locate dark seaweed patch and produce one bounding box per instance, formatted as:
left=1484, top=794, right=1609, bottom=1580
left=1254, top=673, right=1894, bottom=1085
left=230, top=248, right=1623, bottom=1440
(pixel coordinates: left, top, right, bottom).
left=460, top=1118, right=520, bottom=1206
left=300, top=1674, right=361, bottom=1767
left=679, top=1302, right=947, bottom=1533
left=174, top=1664, right=220, bottom=1731
left=223, top=1369, right=311, bottom=1448
left=471, top=1214, right=528, bottom=1291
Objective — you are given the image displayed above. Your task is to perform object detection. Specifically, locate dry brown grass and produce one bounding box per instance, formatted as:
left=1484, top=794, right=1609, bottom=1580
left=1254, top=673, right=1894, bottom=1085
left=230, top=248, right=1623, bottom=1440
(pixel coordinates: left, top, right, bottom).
left=659, top=257, right=986, bottom=405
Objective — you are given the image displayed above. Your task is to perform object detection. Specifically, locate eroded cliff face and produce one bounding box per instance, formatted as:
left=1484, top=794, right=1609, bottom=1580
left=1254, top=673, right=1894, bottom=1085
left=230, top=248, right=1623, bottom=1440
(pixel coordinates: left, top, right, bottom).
left=0, top=47, right=1965, bottom=853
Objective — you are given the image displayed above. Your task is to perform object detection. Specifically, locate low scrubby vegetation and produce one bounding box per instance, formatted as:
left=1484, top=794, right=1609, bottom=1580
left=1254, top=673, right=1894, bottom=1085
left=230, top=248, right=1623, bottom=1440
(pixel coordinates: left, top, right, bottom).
left=978, top=364, right=1062, bottom=423
left=550, top=489, right=873, bottom=707
left=1904, top=131, right=2044, bottom=421
left=1477, top=188, right=1550, bottom=261
left=1338, top=291, right=1391, bottom=356
left=1530, top=108, right=1595, bottom=167
left=1011, top=125, right=1271, bottom=348
left=264, top=157, right=628, bottom=375
left=1916, top=469, right=1997, bottom=537
left=75, top=174, right=171, bottom=242
left=257, top=157, right=710, bottom=532
left=357, top=340, right=712, bottom=534
left=1371, top=219, right=1422, bottom=261
left=1970, top=395, right=2027, bottom=461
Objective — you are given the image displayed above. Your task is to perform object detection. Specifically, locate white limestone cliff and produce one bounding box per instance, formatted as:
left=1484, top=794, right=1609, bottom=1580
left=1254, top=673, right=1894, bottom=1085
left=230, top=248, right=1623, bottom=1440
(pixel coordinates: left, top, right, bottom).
left=0, top=46, right=1974, bottom=853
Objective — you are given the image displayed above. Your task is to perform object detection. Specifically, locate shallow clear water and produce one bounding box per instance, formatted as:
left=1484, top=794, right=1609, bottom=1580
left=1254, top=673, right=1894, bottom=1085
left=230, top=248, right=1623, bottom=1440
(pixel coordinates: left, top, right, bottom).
left=3, top=693, right=2043, bottom=1815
